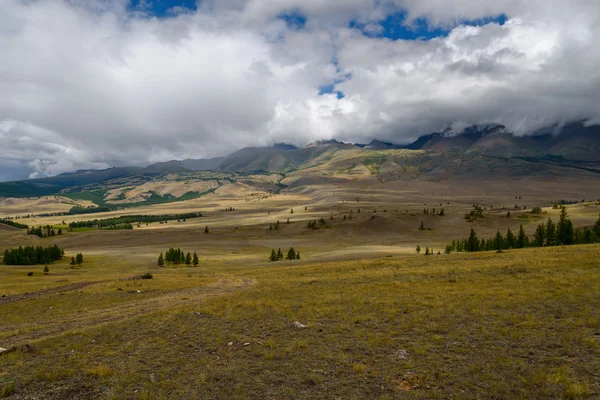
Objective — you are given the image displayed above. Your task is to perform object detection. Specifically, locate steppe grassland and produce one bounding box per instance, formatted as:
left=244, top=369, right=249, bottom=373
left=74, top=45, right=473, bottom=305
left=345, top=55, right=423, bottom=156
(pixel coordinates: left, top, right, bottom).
left=1, top=165, right=600, bottom=398
left=0, top=246, right=599, bottom=399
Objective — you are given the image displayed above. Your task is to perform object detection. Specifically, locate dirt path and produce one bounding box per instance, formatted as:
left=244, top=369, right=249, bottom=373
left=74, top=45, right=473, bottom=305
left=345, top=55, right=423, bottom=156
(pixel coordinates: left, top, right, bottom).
left=0, top=274, right=256, bottom=348
left=0, top=281, right=103, bottom=305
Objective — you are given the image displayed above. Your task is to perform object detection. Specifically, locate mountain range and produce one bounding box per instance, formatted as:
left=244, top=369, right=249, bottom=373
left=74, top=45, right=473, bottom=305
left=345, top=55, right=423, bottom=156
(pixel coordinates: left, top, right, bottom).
left=0, top=121, right=598, bottom=199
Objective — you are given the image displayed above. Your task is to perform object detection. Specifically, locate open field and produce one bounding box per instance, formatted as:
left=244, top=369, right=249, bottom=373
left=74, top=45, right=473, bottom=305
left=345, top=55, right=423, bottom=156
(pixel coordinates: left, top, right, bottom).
left=1, top=158, right=600, bottom=399
left=1, top=245, right=599, bottom=399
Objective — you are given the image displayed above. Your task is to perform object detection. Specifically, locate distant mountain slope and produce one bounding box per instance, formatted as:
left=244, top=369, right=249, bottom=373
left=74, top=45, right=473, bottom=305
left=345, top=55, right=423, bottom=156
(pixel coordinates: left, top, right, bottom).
left=1, top=121, right=599, bottom=199
left=148, top=157, right=223, bottom=172
left=402, top=122, right=600, bottom=161
left=218, top=141, right=357, bottom=172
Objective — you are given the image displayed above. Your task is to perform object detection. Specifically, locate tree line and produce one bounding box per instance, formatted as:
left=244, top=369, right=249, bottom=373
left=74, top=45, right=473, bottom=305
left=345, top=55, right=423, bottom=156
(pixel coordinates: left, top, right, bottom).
left=447, top=208, right=600, bottom=253
left=3, top=245, right=64, bottom=265
left=158, top=248, right=199, bottom=266
left=68, top=212, right=203, bottom=229
left=27, top=225, right=63, bottom=238
left=0, top=219, right=28, bottom=229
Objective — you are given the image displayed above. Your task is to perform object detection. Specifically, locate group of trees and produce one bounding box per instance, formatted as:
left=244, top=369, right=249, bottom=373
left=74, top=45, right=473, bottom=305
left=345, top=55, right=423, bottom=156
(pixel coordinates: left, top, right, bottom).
left=308, top=218, right=327, bottom=230
left=68, top=213, right=203, bottom=230
left=448, top=208, right=600, bottom=253
left=3, top=245, right=64, bottom=265
left=269, top=247, right=300, bottom=261
left=269, top=220, right=282, bottom=230
left=70, top=253, right=84, bottom=266
left=0, top=219, right=28, bottom=229
left=159, top=248, right=199, bottom=266
left=27, top=225, right=63, bottom=237
left=464, top=205, right=485, bottom=220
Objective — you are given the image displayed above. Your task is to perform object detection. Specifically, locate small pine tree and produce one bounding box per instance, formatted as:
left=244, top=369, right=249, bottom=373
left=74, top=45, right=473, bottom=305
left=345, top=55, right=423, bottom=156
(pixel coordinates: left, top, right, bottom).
left=507, top=211, right=511, bottom=217
left=296, top=251, right=300, bottom=260
left=204, top=226, right=209, bottom=234
left=545, top=218, right=556, bottom=246
left=157, top=253, right=165, bottom=267
left=291, top=208, right=294, bottom=214
left=286, top=247, right=296, bottom=260
left=419, top=221, right=425, bottom=231
left=43, top=265, right=49, bottom=275
left=185, top=252, right=192, bottom=266
left=534, top=222, right=546, bottom=247
left=193, top=252, right=199, bottom=267
left=70, top=257, right=76, bottom=266
left=416, top=245, right=421, bottom=253
left=517, top=225, right=527, bottom=248
left=75, top=253, right=83, bottom=265
left=277, top=248, right=283, bottom=260
left=287, top=218, right=290, bottom=224
left=269, top=249, right=278, bottom=262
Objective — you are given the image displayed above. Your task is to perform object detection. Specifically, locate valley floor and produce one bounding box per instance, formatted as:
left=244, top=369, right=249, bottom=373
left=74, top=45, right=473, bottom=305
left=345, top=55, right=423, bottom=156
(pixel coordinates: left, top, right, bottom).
left=1, top=174, right=600, bottom=399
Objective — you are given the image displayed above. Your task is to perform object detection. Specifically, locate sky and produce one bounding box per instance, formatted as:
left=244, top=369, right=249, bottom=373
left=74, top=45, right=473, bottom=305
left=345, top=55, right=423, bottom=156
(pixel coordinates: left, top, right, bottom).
left=1, top=0, right=599, bottom=181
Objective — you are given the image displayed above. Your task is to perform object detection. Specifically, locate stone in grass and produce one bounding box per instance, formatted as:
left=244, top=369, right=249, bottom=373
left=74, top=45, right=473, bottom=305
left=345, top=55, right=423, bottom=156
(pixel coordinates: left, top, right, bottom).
left=293, top=321, right=308, bottom=329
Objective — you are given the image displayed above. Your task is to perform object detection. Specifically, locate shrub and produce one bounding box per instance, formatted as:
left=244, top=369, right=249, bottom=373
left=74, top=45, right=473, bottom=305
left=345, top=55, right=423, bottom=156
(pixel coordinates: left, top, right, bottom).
left=141, top=273, right=153, bottom=280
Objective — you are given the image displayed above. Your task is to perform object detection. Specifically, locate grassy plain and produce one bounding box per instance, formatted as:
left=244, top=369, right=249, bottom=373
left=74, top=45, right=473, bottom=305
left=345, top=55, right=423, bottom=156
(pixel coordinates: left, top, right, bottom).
left=1, top=246, right=599, bottom=399
left=1, top=159, right=600, bottom=398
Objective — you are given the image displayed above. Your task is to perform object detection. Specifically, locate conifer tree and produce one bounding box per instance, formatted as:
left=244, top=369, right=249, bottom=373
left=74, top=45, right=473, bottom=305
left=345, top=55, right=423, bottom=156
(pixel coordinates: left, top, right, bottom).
left=193, top=252, right=199, bottom=267
left=43, top=265, right=49, bottom=275
left=269, top=249, right=278, bottom=262
left=593, top=214, right=600, bottom=239
left=517, top=225, right=527, bottom=248
left=185, top=252, right=192, bottom=266
left=546, top=218, right=556, bottom=246
left=70, top=257, right=76, bottom=266
left=467, top=229, right=479, bottom=252
left=534, top=222, right=546, bottom=247
left=419, top=221, right=425, bottom=231
left=416, top=245, right=421, bottom=253
left=494, top=231, right=504, bottom=250
left=286, top=247, right=296, bottom=260
left=277, top=248, right=283, bottom=260
left=296, top=251, right=300, bottom=260
left=557, top=207, right=574, bottom=245
left=204, top=226, right=209, bottom=234
left=506, top=228, right=516, bottom=248
left=157, top=253, right=165, bottom=267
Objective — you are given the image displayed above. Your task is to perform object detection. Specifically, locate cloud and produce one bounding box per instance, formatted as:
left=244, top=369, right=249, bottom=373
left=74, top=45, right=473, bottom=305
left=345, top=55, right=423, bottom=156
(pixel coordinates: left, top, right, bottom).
left=0, top=0, right=599, bottom=180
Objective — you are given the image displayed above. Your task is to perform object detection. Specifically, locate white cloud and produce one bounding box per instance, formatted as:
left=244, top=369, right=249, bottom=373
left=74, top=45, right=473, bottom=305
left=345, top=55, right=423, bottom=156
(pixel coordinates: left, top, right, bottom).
left=0, top=0, right=599, bottom=180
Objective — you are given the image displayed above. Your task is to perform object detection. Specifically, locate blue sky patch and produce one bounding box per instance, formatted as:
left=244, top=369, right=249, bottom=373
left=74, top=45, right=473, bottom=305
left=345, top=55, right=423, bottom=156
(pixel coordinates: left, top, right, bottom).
left=129, top=0, right=197, bottom=17
left=319, top=84, right=345, bottom=99
left=277, top=12, right=307, bottom=29
left=351, top=12, right=508, bottom=41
